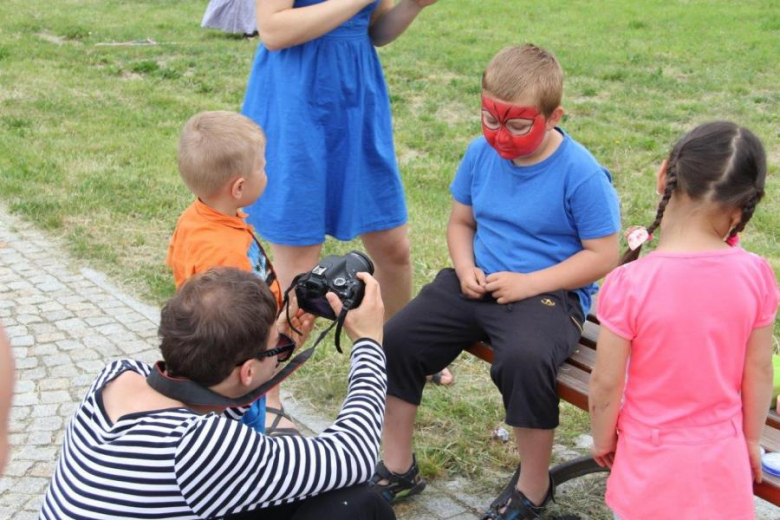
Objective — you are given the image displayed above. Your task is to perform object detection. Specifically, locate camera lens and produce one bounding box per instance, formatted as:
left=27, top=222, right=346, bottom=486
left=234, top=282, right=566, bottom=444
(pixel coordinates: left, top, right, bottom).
left=347, top=251, right=375, bottom=275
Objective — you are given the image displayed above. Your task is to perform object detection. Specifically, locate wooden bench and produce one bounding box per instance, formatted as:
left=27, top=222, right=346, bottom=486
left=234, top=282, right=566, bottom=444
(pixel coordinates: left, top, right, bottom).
left=466, top=311, right=780, bottom=506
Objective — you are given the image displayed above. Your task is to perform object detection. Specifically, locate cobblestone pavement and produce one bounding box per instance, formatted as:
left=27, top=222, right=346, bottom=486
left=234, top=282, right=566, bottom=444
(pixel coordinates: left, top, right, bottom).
left=0, top=208, right=485, bottom=520
left=0, top=207, right=776, bottom=519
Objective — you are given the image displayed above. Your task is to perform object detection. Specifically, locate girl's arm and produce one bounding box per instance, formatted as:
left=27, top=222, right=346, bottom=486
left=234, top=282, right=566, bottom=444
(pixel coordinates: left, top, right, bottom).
left=256, top=0, right=375, bottom=51
left=742, top=324, right=774, bottom=483
left=369, top=0, right=438, bottom=47
left=447, top=200, right=487, bottom=299
left=589, top=327, right=630, bottom=468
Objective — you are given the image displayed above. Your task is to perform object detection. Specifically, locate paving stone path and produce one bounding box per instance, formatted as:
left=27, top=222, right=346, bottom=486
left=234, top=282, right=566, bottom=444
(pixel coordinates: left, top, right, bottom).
left=0, top=207, right=775, bottom=519
left=0, top=209, right=487, bottom=519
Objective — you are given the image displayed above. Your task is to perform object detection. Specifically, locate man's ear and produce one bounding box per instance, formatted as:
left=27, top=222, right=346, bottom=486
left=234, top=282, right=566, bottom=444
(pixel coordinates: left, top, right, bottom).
left=238, top=360, right=255, bottom=387
left=545, top=107, right=564, bottom=129
left=230, top=177, right=246, bottom=200
left=656, top=159, right=669, bottom=195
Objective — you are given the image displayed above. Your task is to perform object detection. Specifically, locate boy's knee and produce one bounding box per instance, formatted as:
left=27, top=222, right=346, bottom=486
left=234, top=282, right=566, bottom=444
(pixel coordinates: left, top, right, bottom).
left=497, top=344, right=557, bottom=377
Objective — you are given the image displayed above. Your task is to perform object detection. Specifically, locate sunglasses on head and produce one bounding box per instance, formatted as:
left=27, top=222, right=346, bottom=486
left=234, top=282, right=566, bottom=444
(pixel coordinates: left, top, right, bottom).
left=235, top=332, right=296, bottom=366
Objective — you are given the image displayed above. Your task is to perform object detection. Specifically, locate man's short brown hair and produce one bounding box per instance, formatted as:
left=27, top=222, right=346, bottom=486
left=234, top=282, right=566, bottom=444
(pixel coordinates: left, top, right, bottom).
left=178, top=111, right=266, bottom=198
left=482, top=44, right=564, bottom=117
left=159, top=267, right=277, bottom=387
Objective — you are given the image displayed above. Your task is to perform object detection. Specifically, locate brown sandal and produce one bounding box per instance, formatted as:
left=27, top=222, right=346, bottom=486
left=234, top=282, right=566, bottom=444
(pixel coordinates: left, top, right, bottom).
left=265, top=406, right=301, bottom=437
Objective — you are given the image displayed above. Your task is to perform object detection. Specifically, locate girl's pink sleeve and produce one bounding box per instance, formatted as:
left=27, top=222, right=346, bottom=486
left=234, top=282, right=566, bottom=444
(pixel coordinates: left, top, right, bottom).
left=755, top=258, right=779, bottom=328
left=597, top=266, right=635, bottom=340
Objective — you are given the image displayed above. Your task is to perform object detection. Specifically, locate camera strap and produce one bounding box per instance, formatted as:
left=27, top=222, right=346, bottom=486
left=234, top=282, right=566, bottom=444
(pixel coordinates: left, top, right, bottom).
left=145, top=309, right=350, bottom=409
left=146, top=343, right=314, bottom=408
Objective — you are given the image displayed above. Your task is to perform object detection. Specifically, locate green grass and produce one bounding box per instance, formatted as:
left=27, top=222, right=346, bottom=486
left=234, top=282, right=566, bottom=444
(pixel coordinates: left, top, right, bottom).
left=1, top=0, right=778, bottom=484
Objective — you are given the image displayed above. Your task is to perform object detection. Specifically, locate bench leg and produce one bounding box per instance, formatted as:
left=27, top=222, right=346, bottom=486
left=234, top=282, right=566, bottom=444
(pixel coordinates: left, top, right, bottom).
left=550, top=456, right=610, bottom=485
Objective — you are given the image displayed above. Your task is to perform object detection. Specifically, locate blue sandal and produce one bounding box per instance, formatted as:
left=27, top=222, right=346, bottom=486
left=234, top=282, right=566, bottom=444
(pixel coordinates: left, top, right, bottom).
left=481, top=472, right=555, bottom=520
left=369, top=455, right=427, bottom=503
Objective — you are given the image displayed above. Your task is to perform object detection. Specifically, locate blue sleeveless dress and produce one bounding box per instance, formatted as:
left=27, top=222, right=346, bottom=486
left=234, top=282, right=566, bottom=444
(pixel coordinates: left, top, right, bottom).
left=242, top=0, right=408, bottom=246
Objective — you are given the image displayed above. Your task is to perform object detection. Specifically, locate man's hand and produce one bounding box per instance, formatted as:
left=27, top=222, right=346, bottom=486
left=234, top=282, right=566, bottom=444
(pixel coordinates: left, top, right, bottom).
left=746, top=438, right=763, bottom=483
left=326, top=273, right=384, bottom=344
left=456, top=266, right=487, bottom=299
left=277, top=294, right=315, bottom=348
left=485, top=272, right=540, bottom=304
left=411, top=0, right=439, bottom=7
left=591, top=433, right=617, bottom=469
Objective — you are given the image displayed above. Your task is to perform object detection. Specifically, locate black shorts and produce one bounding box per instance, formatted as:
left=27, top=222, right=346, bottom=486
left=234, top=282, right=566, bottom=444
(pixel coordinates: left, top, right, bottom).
left=385, top=268, right=584, bottom=429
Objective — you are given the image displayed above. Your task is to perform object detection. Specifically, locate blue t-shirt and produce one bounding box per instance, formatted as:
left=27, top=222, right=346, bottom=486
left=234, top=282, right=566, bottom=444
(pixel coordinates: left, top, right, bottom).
left=450, top=130, right=621, bottom=315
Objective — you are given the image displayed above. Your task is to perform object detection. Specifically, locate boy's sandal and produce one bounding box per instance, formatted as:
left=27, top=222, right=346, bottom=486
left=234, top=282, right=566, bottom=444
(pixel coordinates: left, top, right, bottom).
left=265, top=406, right=301, bottom=437
left=369, top=455, right=427, bottom=503
left=481, top=472, right=555, bottom=520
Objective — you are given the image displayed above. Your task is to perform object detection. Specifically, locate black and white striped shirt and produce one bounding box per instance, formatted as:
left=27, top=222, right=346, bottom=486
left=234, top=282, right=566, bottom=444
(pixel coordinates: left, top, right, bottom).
left=40, top=339, right=387, bottom=519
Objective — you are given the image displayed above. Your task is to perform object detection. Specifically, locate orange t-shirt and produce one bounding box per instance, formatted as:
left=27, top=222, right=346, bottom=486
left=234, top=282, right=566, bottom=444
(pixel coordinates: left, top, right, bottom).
left=167, top=199, right=283, bottom=310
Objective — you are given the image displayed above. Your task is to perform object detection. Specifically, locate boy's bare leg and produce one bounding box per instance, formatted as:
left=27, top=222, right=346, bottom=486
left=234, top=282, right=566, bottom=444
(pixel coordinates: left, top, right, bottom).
left=380, top=395, right=417, bottom=485
left=514, top=427, right=555, bottom=505
left=360, top=224, right=412, bottom=320
left=267, top=242, right=323, bottom=431
left=380, top=395, right=417, bottom=477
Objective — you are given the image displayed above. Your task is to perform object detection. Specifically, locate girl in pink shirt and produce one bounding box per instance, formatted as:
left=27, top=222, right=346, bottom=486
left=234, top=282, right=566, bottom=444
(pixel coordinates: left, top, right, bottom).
left=589, top=121, right=778, bottom=520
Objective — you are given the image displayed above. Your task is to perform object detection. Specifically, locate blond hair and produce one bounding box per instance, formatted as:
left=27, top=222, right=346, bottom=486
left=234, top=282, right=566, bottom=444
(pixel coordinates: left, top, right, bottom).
left=177, top=111, right=266, bottom=197
left=482, top=44, right=564, bottom=117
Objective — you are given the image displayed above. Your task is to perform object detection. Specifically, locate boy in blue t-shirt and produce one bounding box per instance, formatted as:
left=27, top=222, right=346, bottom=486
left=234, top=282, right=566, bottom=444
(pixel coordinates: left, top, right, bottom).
left=371, top=45, right=621, bottom=519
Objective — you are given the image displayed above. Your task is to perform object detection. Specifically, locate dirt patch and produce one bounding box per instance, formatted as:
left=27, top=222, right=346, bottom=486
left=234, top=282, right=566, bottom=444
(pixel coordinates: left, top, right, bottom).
left=37, top=32, right=65, bottom=46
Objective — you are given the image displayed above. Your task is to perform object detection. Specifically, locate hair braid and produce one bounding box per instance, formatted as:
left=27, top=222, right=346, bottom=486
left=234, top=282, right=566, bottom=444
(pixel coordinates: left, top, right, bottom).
left=729, top=191, right=762, bottom=238
left=619, top=163, right=678, bottom=265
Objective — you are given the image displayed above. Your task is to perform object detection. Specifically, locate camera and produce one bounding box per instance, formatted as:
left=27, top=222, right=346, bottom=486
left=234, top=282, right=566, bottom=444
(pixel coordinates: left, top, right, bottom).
left=294, top=251, right=375, bottom=320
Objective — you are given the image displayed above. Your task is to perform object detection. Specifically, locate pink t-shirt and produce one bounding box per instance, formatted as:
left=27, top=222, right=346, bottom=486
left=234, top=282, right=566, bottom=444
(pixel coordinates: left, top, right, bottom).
left=598, top=247, right=778, bottom=520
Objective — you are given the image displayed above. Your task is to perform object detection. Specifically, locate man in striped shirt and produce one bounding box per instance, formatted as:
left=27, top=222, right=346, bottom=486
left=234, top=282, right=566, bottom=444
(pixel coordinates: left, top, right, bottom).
left=40, top=267, right=395, bottom=520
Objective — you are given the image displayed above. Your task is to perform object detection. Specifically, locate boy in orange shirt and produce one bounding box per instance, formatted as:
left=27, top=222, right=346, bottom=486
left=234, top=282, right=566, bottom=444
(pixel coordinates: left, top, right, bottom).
left=167, top=110, right=309, bottom=435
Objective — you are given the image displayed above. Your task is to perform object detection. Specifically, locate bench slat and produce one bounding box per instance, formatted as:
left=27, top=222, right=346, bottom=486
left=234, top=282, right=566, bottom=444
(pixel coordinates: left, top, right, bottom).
left=581, top=320, right=599, bottom=347
left=556, top=364, right=590, bottom=412
left=568, top=345, right=597, bottom=374
left=767, top=410, right=780, bottom=431
left=755, top=472, right=780, bottom=504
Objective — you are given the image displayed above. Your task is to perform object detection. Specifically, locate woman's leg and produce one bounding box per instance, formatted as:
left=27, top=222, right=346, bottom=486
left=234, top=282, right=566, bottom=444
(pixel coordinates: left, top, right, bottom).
left=360, top=224, right=411, bottom=320
left=361, top=224, right=454, bottom=384
left=266, top=242, right=323, bottom=433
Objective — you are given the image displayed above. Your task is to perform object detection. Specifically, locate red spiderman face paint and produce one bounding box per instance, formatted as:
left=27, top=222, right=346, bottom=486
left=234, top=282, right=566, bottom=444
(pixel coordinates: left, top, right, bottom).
left=481, top=95, right=547, bottom=159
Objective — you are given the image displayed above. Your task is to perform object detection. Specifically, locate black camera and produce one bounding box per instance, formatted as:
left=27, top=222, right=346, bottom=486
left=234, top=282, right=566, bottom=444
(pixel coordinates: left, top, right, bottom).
left=294, top=251, right=375, bottom=320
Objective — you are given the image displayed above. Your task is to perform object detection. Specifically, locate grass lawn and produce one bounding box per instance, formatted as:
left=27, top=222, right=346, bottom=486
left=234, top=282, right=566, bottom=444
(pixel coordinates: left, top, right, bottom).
left=1, top=0, right=778, bottom=488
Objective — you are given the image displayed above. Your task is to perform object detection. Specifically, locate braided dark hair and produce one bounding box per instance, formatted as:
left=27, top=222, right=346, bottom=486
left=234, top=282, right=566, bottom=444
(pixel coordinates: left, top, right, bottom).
left=621, top=121, right=766, bottom=265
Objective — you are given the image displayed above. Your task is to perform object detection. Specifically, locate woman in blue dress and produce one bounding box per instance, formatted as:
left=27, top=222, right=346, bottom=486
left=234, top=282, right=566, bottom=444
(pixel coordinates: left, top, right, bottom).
left=242, top=0, right=446, bottom=435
